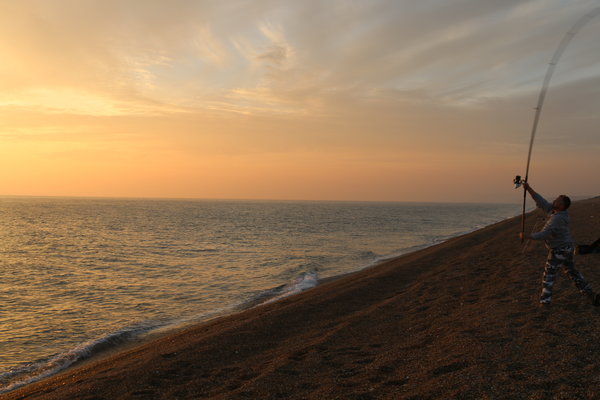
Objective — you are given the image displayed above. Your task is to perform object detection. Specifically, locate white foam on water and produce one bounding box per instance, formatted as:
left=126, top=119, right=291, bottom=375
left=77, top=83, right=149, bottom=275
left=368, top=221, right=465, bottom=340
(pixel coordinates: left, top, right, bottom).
left=0, top=324, right=154, bottom=394
left=258, top=270, right=319, bottom=305
left=231, top=269, right=319, bottom=309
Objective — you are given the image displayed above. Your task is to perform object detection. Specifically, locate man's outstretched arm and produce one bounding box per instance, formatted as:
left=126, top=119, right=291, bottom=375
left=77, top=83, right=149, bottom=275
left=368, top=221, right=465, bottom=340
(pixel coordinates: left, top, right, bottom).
left=523, top=182, right=552, bottom=214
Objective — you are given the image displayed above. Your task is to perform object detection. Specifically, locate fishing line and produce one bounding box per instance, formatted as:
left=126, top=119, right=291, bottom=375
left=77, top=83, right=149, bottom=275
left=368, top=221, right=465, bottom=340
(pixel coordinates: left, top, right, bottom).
left=516, top=7, right=600, bottom=242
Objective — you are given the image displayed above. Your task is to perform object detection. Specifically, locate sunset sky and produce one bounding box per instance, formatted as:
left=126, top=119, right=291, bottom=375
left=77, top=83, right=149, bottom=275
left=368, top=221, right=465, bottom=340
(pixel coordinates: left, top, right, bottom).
left=0, top=0, right=598, bottom=202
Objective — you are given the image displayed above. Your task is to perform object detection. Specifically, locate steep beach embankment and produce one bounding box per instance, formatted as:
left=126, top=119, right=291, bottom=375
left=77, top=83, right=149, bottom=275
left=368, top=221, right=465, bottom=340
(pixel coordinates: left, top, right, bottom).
left=5, top=197, right=600, bottom=400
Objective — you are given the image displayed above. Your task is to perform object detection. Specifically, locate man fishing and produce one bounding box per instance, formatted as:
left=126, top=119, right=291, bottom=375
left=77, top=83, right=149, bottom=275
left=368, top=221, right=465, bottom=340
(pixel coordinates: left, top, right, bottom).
left=520, top=183, right=600, bottom=306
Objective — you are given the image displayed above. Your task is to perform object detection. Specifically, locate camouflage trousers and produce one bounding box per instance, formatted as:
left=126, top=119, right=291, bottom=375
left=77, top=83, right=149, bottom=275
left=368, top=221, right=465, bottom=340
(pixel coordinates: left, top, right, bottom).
left=540, top=246, right=593, bottom=304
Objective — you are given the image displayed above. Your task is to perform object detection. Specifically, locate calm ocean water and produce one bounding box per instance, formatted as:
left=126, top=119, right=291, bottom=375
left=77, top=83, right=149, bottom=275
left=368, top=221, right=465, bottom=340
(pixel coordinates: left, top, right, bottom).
left=0, top=197, right=517, bottom=392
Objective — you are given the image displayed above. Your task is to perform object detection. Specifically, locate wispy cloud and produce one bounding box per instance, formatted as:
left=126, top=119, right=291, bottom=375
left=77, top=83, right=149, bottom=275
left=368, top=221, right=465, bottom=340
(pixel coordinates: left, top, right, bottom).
left=2, top=0, right=599, bottom=115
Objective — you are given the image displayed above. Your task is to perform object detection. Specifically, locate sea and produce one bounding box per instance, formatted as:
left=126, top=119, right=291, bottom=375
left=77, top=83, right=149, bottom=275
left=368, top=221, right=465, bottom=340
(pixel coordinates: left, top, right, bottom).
left=0, top=197, right=518, bottom=392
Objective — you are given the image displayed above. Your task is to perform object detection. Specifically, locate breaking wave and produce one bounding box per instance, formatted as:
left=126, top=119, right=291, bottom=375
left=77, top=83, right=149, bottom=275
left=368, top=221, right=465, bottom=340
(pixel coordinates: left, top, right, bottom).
left=0, top=324, right=155, bottom=394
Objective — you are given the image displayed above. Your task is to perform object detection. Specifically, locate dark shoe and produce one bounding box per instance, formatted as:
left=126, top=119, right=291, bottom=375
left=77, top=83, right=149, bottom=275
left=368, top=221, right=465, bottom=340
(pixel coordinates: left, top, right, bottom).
left=593, top=293, right=600, bottom=307
left=578, top=245, right=592, bottom=255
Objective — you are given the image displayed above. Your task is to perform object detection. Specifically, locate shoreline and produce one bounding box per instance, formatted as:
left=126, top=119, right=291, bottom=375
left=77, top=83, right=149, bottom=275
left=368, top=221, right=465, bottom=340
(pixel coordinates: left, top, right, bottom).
left=4, top=197, right=600, bottom=399
left=0, top=208, right=520, bottom=394
left=0, top=209, right=532, bottom=396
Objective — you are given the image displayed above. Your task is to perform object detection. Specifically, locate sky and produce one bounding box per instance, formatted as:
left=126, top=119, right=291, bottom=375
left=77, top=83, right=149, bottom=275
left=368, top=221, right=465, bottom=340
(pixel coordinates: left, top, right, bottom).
left=0, top=0, right=599, bottom=203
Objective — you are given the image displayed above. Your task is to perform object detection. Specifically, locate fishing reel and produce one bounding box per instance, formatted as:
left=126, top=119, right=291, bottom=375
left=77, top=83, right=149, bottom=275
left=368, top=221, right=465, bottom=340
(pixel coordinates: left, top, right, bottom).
left=513, top=175, right=524, bottom=189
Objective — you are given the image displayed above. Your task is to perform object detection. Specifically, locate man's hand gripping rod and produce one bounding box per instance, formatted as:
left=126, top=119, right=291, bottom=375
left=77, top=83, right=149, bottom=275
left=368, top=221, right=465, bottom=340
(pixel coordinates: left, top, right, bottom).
left=514, top=175, right=527, bottom=243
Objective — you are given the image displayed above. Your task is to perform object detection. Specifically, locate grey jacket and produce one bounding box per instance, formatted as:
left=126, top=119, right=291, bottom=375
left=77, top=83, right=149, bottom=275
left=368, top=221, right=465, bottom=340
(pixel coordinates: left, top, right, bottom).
left=530, top=192, right=574, bottom=249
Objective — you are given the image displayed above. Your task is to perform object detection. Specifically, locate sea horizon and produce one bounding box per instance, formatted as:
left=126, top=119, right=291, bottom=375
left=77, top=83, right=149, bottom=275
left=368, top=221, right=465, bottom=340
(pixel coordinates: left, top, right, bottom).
left=0, top=193, right=525, bottom=206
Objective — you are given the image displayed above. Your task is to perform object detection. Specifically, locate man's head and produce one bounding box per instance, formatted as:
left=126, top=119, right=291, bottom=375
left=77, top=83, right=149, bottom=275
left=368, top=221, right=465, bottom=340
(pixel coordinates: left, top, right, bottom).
left=552, top=195, right=571, bottom=211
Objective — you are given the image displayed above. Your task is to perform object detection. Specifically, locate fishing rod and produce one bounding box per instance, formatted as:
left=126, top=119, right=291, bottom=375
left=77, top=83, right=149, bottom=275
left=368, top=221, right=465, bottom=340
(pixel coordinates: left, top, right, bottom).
left=515, top=7, right=600, bottom=242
